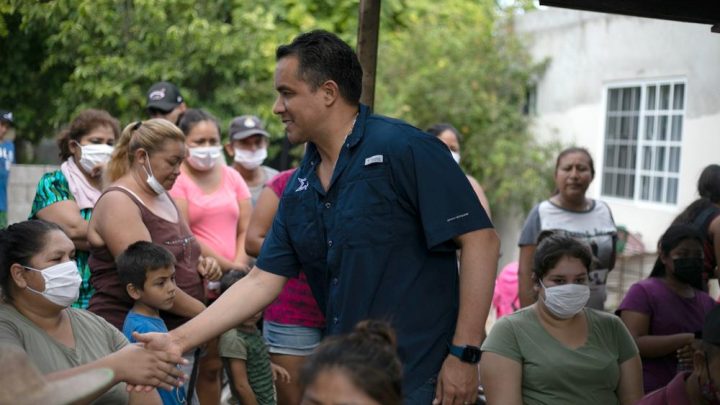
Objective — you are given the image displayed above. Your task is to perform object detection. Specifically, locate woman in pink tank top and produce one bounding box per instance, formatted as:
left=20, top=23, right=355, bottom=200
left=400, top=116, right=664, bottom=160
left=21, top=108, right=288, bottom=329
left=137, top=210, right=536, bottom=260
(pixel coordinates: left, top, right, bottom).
left=169, top=109, right=253, bottom=404
left=87, top=119, right=221, bottom=332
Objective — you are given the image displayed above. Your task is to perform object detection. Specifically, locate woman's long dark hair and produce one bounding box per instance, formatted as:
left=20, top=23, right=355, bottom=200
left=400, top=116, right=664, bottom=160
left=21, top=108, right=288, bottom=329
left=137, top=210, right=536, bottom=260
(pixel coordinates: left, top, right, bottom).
left=649, top=224, right=704, bottom=278
left=673, top=165, right=720, bottom=227
left=0, top=220, right=62, bottom=302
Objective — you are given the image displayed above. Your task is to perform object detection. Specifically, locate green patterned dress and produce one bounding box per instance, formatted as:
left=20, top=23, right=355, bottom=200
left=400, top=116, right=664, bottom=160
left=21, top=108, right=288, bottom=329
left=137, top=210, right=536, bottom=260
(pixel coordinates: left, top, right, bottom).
left=29, top=170, right=93, bottom=309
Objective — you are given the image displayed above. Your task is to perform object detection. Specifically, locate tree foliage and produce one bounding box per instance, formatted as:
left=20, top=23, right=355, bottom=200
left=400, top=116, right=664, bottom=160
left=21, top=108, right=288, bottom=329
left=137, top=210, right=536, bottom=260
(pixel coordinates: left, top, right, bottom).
left=0, top=0, right=556, bottom=214
left=375, top=0, right=557, bottom=214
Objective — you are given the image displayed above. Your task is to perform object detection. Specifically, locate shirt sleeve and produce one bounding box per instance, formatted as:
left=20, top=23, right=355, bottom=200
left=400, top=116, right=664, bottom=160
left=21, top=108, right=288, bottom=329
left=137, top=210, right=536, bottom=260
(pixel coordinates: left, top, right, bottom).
left=391, top=131, right=492, bottom=251
left=255, top=193, right=301, bottom=278
left=218, top=330, right=248, bottom=360
left=616, top=282, right=652, bottom=316
left=518, top=204, right=542, bottom=246
left=0, top=317, right=23, bottom=347
left=612, top=315, right=639, bottom=363
left=226, top=167, right=251, bottom=201
left=481, top=316, right=522, bottom=363
left=29, top=171, right=74, bottom=218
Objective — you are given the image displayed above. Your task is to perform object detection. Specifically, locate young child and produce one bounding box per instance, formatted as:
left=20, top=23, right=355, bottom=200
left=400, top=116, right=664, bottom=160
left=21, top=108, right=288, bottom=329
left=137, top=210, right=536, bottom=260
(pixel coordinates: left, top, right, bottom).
left=118, top=240, right=187, bottom=405
left=219, top=269, right=289, bottom=405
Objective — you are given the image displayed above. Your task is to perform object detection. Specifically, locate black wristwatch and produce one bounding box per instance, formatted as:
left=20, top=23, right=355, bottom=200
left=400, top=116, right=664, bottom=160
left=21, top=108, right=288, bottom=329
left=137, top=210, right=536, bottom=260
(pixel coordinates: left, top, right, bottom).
left=448, top=343, right=482, bottom=364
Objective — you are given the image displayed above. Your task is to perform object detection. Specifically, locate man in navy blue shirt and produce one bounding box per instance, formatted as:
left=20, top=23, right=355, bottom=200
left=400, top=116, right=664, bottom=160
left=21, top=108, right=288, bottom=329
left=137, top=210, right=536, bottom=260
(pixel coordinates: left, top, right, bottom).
left=137, top=30, right=499, bottom=405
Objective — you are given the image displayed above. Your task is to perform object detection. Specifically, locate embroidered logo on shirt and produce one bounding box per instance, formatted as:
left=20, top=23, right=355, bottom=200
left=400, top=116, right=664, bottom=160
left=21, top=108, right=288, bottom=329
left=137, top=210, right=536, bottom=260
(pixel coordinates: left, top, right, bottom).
left=364, top=155, right=384, bottom=166
left=446, top=213, right=469, bottom=222
left=296, top=177, right=309, bottom=192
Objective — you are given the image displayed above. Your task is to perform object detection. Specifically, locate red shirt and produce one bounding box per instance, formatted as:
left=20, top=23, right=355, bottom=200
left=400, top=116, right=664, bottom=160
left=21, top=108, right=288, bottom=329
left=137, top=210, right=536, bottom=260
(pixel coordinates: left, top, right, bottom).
left=262, top=169, right=325, bottom=328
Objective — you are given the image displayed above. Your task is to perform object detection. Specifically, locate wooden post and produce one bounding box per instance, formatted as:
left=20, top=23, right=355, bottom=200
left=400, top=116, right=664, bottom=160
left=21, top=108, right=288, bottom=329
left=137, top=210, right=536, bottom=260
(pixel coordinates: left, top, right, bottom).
left=357, top=0, right=381, bottom=109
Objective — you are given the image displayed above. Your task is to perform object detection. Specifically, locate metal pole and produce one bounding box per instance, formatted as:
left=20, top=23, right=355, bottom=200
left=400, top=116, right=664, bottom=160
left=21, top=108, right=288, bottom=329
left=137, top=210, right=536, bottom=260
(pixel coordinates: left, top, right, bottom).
left=357, top=0, right=381, bottom=109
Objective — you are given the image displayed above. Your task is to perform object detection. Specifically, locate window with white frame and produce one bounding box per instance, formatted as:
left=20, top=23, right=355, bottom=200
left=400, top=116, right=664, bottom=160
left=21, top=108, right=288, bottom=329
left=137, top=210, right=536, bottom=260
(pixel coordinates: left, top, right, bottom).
left=601, top=81, right=685, bottom=204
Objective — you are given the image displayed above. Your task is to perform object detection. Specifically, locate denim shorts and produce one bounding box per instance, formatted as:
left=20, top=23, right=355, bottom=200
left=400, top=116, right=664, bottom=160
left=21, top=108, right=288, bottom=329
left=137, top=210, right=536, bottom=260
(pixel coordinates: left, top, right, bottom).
left=262, top=320, right=324, bottom=356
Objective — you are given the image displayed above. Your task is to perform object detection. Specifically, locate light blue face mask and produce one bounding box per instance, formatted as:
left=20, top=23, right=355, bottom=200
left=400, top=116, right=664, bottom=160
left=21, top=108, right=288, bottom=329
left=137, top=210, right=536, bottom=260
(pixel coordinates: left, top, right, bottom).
left=25, top=261, right=81, bottom=307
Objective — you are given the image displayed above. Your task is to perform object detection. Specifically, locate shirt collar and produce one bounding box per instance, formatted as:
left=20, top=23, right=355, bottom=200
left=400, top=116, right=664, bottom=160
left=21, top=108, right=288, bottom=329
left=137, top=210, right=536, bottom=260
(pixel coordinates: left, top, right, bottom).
left=301, top=103, right=369, bottom=168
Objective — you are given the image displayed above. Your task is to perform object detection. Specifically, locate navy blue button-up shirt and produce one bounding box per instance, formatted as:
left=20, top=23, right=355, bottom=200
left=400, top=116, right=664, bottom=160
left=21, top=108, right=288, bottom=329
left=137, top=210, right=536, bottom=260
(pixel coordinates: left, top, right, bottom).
left=257, top=104, right=492, bottom=394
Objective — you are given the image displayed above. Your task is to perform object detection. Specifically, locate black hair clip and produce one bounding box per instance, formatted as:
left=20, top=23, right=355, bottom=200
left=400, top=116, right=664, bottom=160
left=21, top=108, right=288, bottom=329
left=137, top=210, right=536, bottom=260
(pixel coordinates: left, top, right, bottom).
left=132, top=121, right=142, bottom=131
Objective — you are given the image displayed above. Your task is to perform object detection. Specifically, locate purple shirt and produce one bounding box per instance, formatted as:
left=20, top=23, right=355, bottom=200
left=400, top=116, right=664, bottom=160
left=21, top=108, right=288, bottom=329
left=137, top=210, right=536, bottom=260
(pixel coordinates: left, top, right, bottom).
left=637, top=371, right=692, bottom=405
left=618, top=278, right=716, bottom=392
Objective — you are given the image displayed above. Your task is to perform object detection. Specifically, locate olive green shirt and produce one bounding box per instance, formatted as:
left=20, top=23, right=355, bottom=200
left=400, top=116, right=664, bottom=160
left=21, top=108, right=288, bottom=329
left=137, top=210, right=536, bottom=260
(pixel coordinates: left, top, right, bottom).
left=482, top=307, right=638, bottom=405
left=0, top=304, right=129, bottom=404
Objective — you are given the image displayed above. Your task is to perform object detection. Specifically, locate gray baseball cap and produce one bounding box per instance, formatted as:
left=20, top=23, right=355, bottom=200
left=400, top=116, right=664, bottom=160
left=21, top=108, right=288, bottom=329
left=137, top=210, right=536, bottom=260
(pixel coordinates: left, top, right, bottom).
left=229, top=115, right=270, bottom=140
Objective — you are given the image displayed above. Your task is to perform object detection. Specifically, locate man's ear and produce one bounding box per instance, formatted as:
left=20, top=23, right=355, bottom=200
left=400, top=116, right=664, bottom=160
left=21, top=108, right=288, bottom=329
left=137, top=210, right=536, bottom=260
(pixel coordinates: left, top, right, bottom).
left=320, top=80, right=340, bottom=106
left=126, top=283, right=142, bottom=300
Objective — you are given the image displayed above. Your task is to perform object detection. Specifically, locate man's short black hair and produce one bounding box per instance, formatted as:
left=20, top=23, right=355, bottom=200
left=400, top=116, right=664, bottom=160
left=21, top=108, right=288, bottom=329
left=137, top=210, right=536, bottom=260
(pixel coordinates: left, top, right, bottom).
left=117, top=241, right=176, bottom=291
left=276, top=30, right=363, bottom=105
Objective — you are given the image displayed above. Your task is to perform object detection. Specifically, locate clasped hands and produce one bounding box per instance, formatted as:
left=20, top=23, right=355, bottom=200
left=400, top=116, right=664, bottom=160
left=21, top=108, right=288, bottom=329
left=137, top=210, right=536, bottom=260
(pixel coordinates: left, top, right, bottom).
left=120, top=336, right=187, bottom=392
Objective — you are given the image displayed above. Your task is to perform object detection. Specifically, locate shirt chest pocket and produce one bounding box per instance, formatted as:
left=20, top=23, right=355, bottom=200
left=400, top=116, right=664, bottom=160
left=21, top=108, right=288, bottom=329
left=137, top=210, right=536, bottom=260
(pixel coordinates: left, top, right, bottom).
left=282, top=194, right=325, bottom=261
left=339, top=174, right=396, bottom=247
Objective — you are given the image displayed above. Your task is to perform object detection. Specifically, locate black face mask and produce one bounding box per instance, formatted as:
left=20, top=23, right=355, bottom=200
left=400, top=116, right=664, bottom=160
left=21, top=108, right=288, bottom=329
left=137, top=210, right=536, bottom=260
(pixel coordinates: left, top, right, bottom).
left=672, top=257, right=704, bottom=290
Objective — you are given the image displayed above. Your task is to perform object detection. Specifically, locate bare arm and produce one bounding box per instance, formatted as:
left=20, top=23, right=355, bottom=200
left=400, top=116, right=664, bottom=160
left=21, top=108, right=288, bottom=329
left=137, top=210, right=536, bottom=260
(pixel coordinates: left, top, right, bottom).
left=233, top=198, right=252, bottom=266
left=518, top=245, right=537, bottom=307
left=616, top=355, right=643, bottom=405
left=228, top=359, right=259, bottom=405
left=479, top=352, right=523, bottom=405
left=90, top=191, right=205, bottom=317
left=46, top=343, right=185, bottom=392
left=36, top=200, right=90, bottom=251
left=136, top=268, right=287, bottom=355
left=620, top=310, right=694, bottom=358
left=128, top=390, right=162, bottom=405
left=466, top=175, right=492, bottom=220
left=435, top=228, right=500, bottom=404
left=245, top=187, right=280, bottom=257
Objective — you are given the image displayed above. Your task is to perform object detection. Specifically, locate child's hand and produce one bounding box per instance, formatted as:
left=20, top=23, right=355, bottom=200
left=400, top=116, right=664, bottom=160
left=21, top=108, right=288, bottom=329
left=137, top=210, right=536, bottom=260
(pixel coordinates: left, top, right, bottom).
left=271, top=362, right=291, bottom=383
left=197, top=256, right=223, bottom=281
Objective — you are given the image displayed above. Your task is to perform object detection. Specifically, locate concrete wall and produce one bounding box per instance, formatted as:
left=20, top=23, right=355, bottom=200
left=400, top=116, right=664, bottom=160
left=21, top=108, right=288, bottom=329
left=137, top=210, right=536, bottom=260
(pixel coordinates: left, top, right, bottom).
left=8, top=164, right=59, bottom=225
left=514, top=9, right=720, bottom=252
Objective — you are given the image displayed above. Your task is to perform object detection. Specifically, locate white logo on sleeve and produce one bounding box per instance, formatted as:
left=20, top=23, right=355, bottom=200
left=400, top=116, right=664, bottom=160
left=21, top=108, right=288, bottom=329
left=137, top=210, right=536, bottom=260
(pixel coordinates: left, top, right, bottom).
left=296, top=177, right=308, bottom=192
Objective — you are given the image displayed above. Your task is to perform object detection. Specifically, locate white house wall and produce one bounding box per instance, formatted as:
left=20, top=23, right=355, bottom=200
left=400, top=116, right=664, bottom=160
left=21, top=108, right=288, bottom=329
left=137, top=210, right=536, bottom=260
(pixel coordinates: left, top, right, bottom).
left=514, top=9, right=720, bottom=252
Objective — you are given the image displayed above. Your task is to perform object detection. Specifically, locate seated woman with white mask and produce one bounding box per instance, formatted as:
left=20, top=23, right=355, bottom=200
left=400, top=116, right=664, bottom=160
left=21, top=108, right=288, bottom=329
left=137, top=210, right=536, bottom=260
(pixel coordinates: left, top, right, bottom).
left=30, top=109, right=119, bottom=309
left=0, top=220, right=186, bottom=404
left=480, top=231, right=643, bottom=405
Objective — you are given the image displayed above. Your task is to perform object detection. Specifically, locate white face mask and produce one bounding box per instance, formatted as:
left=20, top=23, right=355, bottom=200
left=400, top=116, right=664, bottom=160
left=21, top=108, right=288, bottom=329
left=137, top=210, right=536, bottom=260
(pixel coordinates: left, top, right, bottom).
left=451, top=151, right=461, bottom=165
left=142, top=151, right=166, bottom=195
left=25, top=261, right=81, bottom=307
left=76, top=143, right=114, bottom=174
left=233, top=147, right=267, bottom=170
left=187, top=146, right=222, bottom=171
left=540, top=280, right=590, bottom=319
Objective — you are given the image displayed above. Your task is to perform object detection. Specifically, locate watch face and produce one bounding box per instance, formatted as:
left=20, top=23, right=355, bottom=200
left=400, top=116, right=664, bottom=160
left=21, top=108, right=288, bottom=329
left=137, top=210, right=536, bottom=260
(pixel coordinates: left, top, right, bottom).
left=462, top=346, right=481, bottom=363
